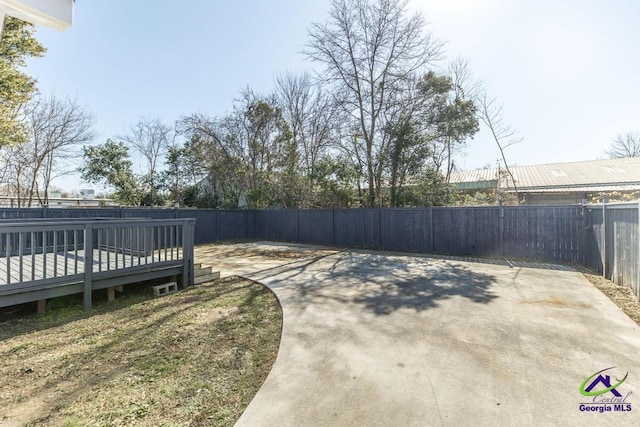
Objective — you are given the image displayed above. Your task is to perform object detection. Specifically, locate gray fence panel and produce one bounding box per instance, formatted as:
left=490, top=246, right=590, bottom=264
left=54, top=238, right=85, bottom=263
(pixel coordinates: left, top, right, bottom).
left=218, top=210, right=249, bottom=241
left=299, top=210, right=333, bottom=245
left=501, top=206, right=583, bottom=262
left=432, top=207, right=492, bottom=255
left=414, top=209, right=432, bottom=253
left=379, top=209, right=417, bottom=252
left=177, top=209, right=218, bottom=244
left=585, top=207, right=604, bottom=274
left=122, top=208, right=175, bottom=219
left=363, top=209, right=381, bottom=248
left=2, top=204, right=638, bottom=301
left=254, top=210, right=297, bottom=241
left=504, top=207, right=551, bottom=261
left=608, top=207, right=638, bottom=292
left=556, top=207, right=584, bottom=263
left=472, top=207, right=501, bottom=255
left=0, top=208, right=49, bottom=219
left=333, top=209, right=362, bottom=247
left=48, top=208, right=122, bottom=218
left=584, top=204, right=640, bottom=301
left=449, top=207, right=499, bottom=255
left=246, top=210, right=257, bottom=240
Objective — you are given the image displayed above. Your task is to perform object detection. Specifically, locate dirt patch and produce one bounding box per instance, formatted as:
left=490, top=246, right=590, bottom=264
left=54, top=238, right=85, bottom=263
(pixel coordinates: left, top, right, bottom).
left=580, top=271, right=640, bottom=326
left=0, top=277, right=282, bottom=426
left=197, top=242, right=336, bottom=261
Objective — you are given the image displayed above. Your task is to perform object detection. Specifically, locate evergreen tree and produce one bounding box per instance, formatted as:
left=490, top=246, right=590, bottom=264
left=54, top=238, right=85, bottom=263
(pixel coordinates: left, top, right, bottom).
left=0, top=16, right=46, bottom=147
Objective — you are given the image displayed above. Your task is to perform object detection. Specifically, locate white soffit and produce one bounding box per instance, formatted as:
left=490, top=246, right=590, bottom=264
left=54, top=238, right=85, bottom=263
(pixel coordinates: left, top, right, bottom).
left=0, top=0, right=73, bottom=31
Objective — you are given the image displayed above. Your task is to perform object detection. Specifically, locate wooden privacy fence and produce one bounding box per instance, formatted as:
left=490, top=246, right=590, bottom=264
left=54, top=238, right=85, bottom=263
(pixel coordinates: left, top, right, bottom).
left=0, top=217, right=195, bottom=311
left=2, top=204, right=640, bottom=302
left=253, top=206, right=586, bottom=263
left=0, top=206, right=587, bottom=262
left=584, top=202, right=640, bottom=301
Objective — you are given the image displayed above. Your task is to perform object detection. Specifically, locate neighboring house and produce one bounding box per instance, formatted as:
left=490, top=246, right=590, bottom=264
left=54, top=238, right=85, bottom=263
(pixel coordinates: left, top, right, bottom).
left=450, top=157, right=640, bottom=205
left=194, top=176, right=248, bottom=208
left=0, top=196, right=116, bottom=208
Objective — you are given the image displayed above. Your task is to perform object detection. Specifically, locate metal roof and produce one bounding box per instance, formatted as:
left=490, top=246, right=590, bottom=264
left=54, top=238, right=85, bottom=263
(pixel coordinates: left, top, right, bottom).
left=450, top=157, right=640, bottom=192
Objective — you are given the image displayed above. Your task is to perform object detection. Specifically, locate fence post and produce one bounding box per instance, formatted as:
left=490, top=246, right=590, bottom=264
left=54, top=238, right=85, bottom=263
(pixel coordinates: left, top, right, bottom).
left=253, top=210, right=258, bottom=240
left=83, top=221, right=93, bottom=312
left=331, top=208, right=335, bottom=246
left=216, top=210, right=220, bottom=242
left=296, top=208, right=300, bottom=242
left=244, top=210, right=249, bottom=240
left=429, top=205, right=434, bottom=253
left=637, top=202, right=640, bottom=300
left=181, top=219, right=195, bottom=288
left=553, top=207, right=559, bottom=261
left=602, top=201, right=606, bottom=278
left=378, top=206, right=382, bottom=248
left=499, top=200, right=504, bottom=256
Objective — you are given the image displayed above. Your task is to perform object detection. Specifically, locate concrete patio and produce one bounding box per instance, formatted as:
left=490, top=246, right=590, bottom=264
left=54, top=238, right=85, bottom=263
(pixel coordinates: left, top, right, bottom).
left=196, top=242, right=640, bottom=426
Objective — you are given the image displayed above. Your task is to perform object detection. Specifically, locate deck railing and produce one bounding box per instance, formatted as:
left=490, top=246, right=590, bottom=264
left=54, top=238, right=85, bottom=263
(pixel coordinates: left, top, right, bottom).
left=0, top=218, right=195, bottom=311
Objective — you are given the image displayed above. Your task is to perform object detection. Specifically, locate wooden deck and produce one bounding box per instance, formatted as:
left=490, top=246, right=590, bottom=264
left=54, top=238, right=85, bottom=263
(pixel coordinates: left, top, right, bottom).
left=1, top=247, right=183, bottom=284
left=0, top=218, right=195, bottom=311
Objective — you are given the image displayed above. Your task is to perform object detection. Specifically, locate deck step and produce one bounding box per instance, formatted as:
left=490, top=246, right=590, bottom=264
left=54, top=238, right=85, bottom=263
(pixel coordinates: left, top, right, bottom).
left=194, top=271, right=221, bottom=284
left=194, top=265, right=212, bottom=277
left=152, top=281, right=178, bottom=297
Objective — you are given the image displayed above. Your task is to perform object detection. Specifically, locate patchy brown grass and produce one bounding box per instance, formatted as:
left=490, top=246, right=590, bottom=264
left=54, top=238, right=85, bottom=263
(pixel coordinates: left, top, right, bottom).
left=0, top=277, right=282, bottom=426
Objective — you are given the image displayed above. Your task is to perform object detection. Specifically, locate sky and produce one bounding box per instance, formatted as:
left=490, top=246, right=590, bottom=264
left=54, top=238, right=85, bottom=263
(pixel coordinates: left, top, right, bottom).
left=20, top=0, right=640, bottom=191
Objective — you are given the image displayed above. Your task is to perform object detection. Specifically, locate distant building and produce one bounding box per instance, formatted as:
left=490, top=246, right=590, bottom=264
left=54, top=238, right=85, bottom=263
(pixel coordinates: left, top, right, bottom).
left=79, top=189, right=95, bottom=199
left=0, top=196, right=116, bottom=208
left=450, top=157, right=640, bottom=205
left=194, top=176, right=248, bottom=209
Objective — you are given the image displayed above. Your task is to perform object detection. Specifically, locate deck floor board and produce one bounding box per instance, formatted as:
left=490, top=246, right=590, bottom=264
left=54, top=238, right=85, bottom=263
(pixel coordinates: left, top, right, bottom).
left=1, top=249, right=183, bottom=285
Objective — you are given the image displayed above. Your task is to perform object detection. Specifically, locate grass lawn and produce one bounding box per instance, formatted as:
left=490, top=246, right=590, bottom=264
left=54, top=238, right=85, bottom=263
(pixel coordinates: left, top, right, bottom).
left=0, top=277, right=282, bottom=426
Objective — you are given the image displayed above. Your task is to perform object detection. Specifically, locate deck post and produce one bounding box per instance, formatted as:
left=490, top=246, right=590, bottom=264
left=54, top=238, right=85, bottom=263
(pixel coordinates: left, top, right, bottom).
left=83, top=221, right=94, bottom=311
left=181, top=219, right=195, bottom=289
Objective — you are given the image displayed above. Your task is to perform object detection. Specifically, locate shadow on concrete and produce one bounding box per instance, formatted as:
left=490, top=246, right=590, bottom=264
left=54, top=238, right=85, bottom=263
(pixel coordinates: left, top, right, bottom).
left=350, top=264, right=497, bottom=315
left=238, top=249, right=499, bottom=315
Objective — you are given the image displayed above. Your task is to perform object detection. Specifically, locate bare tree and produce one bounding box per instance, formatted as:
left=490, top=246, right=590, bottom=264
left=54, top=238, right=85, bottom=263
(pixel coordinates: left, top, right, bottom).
left=306, top=0, right=442, bottom=206
left=448, top=57, right=481, bottom=100
left=119, top=117, right=173, bottom=205
left=477, top=93, right=521, bottom=202
left=274, top=72, right=337, bottom=177
left=177, top=112, right=248, bottom=208
left=178, top=89, right=294, bottom=208
left=606, top=132, right=640, bottom=158
left=0, top=94, right=95, bottom=206
left=28, top=94, right=96, bottom=205
left=0, top=143, right=31, bottom=206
